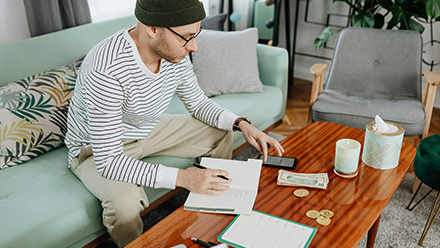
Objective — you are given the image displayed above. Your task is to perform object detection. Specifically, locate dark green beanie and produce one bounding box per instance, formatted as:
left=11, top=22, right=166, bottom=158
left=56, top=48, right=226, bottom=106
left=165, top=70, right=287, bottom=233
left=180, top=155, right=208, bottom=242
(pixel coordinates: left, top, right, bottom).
left=135, top=0, right=206, bottom=27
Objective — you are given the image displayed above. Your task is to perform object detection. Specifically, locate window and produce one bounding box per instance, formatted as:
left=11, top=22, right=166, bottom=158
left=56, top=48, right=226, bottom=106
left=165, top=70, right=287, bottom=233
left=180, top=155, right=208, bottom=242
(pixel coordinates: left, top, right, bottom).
left=88, top=0, right=136, bottom=23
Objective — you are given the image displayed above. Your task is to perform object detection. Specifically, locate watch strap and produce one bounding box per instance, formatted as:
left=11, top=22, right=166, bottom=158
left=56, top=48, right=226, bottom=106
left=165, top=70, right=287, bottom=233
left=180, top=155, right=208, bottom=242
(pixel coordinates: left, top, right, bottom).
left=233, top=117, right=251, bottom=132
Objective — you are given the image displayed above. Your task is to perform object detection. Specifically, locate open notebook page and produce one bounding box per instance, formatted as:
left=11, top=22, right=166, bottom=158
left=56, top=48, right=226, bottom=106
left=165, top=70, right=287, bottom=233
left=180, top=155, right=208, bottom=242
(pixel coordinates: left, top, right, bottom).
left=184, top=158, right=262, bottom=214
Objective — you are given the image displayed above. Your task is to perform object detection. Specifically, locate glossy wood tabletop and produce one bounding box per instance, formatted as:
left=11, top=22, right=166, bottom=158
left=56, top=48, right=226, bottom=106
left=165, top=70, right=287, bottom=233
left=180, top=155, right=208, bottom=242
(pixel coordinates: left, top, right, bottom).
left=127, top=122, right=416, bottom=248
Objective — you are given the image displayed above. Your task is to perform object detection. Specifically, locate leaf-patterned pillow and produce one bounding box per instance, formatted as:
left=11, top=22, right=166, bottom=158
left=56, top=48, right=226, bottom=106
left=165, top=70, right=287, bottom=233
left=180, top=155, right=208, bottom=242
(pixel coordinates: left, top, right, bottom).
left=0, top=58, right=83, bottom=169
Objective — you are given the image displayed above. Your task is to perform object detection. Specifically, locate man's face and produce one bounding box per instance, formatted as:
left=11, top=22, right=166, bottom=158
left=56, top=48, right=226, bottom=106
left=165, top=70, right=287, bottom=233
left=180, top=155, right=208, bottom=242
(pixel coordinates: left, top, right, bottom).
left=151, top=22, right=201, bottom=64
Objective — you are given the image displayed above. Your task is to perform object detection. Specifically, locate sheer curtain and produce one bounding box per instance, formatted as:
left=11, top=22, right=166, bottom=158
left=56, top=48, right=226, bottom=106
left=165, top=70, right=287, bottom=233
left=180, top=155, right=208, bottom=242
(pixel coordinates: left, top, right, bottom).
left=23, top=0, right=91, bottom=37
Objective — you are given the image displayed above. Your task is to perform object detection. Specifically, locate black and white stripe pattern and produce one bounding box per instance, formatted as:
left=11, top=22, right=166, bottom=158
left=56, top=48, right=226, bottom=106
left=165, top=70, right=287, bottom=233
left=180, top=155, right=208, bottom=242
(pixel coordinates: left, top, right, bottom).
left=65, top=28, right=226, bottom=187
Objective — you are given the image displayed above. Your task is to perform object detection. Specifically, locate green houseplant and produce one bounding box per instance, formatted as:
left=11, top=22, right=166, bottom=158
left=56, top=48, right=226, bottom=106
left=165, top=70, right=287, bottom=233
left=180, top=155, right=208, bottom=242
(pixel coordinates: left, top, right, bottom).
left=315, top=0, right=440, bottom=49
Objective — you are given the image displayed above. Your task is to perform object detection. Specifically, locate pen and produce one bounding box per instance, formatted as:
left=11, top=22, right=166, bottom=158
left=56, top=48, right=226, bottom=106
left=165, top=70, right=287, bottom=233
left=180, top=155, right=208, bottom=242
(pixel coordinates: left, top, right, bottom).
left=191, top=237, right=213, bottom=247
left=191, top=162, right=229, bottom=180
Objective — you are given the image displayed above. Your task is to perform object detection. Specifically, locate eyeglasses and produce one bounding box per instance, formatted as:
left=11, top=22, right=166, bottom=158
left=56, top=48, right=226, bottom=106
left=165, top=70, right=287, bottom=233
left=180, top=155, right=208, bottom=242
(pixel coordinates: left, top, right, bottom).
left=167, top=27, right=202, bottom=47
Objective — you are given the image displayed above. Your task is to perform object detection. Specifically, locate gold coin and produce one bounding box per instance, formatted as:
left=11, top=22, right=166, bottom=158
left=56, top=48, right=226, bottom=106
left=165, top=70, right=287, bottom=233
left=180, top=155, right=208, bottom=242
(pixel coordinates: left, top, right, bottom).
left=320, top=209, right=334, bottom=218
left=293, top=189, right=309, bottom=198
left=306, top=210, right=320, bottom=219
left=316, top=216, right=331, bottom=226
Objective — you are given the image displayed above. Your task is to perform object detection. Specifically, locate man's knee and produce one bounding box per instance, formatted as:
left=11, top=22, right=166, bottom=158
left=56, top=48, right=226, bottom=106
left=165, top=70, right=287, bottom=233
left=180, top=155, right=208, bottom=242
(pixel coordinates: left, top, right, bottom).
left=100, top=185, right=148, bottom=229
left=102, top=198, right=144, bottom=228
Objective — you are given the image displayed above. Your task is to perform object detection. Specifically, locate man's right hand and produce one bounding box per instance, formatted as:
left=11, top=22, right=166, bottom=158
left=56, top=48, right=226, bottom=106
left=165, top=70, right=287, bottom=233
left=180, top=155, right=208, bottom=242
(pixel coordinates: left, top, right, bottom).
left=176, top=167, right=232, bottom=195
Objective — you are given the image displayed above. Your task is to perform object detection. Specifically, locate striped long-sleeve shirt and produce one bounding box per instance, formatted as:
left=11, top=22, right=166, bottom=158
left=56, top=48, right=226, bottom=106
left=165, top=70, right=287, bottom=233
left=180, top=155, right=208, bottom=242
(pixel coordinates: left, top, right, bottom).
left=65, top=27, right=237, bottom=189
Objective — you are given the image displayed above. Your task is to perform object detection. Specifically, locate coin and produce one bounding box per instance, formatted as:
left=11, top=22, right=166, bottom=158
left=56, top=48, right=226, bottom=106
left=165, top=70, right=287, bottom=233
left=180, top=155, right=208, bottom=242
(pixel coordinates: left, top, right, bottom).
left=316, top=216, right=331, bottom=226
left=306, top=210, right=321, bottom=219
left=293, top=189, right=309, bottom=197
left=320, top=209, right=334, bottom=218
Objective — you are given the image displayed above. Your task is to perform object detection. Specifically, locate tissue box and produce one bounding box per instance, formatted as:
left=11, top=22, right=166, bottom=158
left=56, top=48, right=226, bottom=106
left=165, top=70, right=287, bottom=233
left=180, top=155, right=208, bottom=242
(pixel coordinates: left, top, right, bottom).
left=361, top=121, right=405, bottom=170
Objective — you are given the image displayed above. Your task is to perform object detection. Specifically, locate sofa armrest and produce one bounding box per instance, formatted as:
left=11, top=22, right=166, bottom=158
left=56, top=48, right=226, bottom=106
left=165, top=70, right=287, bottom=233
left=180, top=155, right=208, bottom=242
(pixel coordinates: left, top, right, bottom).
left=257, top=44, right=288, bottom=90
left=256, top=44, right=288, bottom=115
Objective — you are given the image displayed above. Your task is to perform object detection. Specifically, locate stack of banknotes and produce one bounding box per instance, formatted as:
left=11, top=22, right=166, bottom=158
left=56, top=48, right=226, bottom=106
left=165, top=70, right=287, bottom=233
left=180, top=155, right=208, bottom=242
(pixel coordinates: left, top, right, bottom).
left=277, top=169, right=329, bottom=189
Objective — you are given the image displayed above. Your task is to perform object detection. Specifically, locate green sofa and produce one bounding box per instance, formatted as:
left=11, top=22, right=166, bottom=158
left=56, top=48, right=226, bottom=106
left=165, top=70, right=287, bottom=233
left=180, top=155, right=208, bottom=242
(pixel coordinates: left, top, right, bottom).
left=0, top=15, right=288, bottom=248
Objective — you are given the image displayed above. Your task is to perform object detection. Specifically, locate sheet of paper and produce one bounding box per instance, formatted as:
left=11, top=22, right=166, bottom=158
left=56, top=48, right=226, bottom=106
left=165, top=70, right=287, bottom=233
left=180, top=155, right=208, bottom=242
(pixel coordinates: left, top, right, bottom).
left=199, top=158, right=262, bottom=190
left=184, top=158, right=262, bottom=215
left=219, top=211, right=317, bottom=248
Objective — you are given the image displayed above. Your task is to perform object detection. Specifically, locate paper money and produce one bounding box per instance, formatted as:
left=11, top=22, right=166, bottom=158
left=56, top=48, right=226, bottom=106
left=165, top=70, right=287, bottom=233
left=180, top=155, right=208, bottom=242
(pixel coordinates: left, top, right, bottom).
left=277, top=170, right=328, bottom=189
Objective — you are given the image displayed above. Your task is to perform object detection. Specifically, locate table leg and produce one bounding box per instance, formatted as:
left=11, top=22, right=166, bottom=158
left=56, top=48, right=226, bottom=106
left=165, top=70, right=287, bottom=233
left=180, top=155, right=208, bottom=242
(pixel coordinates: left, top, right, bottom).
left=367, top=214, right=381, bottom=248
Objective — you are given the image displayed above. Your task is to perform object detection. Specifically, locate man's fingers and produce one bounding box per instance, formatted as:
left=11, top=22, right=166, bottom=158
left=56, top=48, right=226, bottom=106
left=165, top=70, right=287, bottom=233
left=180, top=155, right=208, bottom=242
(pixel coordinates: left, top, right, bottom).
left=268, top=137, right=284, bottom=156
left=260, top=140, right=268, bottom=162
left=210, top=169, right=229, bottom=178
left=204, top=183, right=230, bottom=195
left=248, top=139, right=263, bottom=153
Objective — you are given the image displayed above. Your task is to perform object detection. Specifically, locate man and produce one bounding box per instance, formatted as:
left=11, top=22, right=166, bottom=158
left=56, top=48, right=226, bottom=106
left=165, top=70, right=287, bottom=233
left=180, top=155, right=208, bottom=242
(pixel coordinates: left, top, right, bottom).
left=65, top=0, right=284, bottom=247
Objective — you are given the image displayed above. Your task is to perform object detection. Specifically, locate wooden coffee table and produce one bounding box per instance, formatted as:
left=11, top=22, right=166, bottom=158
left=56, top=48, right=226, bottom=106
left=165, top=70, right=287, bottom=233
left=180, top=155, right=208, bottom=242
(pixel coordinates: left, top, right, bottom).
left=127, top=122, right=416, bottom=248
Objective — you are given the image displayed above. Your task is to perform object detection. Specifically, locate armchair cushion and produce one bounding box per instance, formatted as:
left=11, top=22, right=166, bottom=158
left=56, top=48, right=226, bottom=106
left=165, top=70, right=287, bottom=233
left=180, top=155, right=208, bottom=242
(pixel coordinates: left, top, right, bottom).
left=312, top=89, right=426, bottom=136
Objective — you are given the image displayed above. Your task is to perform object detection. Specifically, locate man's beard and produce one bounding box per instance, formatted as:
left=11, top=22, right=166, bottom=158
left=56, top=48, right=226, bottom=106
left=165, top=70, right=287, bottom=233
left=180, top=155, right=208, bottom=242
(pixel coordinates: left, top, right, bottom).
left=151, top=35, right=186, bottom=64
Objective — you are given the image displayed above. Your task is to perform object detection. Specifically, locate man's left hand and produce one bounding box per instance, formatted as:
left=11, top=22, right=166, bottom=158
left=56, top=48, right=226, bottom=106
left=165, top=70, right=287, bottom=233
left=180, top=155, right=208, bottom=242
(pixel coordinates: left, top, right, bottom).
left=238, top=121, right=284, bottom=161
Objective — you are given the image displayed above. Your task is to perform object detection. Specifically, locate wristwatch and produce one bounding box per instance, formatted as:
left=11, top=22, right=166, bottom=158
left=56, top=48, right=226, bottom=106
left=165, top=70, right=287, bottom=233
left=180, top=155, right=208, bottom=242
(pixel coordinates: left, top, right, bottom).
left=233, top=117, right=251, bottom=132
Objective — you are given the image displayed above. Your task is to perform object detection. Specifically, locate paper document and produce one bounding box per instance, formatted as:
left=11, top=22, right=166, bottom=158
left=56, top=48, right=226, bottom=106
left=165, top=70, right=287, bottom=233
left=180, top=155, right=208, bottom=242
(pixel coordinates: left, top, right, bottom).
left=183, top=157, right=262, bottom=215
left=218, top=210, right=317, bottom=248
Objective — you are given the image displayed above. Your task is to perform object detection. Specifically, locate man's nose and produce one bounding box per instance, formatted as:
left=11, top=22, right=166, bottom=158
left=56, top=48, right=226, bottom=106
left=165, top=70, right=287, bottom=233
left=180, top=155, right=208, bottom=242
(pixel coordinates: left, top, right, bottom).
left=186, top=38, right=198, bottom=53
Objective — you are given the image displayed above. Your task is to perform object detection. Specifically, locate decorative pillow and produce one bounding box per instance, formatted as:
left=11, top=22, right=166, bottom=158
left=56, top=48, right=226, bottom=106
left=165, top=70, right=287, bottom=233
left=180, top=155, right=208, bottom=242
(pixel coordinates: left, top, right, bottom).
left=201, top=13, right=227, bottom=31
left=192, top=27, right=263, bottom=97
left=0, top=58, right=83, bottom=169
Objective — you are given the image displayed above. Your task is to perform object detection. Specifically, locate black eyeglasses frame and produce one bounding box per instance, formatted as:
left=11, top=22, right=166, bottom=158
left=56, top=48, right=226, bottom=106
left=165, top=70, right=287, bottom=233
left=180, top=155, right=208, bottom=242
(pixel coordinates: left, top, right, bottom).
left=167, top=27, right=202, bottom=47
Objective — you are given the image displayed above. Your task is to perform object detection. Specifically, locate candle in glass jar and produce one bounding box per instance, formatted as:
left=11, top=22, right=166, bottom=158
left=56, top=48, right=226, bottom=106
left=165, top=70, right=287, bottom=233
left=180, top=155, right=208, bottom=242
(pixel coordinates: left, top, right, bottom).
left=335, top=139, right=361, bottom=174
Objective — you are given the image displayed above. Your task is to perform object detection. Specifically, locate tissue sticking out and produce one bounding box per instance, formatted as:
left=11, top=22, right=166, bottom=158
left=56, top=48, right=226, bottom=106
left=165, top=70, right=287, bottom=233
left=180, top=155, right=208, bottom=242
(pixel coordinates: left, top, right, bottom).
left=373, top=115, right=398, bottom=133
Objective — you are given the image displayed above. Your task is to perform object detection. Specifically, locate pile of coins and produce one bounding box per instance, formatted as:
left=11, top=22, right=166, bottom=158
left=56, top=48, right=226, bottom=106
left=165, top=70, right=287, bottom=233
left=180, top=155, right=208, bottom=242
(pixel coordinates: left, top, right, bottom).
left=306, top=209, right=334, bottom=226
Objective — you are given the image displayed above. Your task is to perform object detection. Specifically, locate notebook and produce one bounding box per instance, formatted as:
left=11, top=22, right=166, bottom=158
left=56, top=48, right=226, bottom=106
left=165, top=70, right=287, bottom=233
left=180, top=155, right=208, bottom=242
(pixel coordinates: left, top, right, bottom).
left=183, top=157, right=262, bottom=215
left=218, top=210, right=317, bottom=248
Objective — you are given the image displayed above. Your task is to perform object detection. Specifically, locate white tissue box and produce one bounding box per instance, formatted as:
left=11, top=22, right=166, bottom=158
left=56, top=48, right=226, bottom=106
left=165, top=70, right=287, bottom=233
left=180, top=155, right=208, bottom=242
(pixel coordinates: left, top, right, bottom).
left=361, top=121, right=405, bottom=170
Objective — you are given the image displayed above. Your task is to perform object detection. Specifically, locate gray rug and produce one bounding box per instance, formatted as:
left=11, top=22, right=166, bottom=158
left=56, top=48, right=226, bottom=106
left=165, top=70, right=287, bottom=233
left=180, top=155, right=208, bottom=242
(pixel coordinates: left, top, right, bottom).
left=97, top=133, right=440, bottom=248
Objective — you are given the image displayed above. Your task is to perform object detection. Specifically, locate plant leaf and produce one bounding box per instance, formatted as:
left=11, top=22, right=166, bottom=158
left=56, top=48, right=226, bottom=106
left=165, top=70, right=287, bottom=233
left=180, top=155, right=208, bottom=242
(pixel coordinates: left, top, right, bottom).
left=379, top=0, right=394, bottom=10
left=427, top=0, right=440, bottom=19
left=314, top=27, right=334, bottom=50
left=352, top=10, right=375, bottom=28
left=409, top=19, right=425, bottom=33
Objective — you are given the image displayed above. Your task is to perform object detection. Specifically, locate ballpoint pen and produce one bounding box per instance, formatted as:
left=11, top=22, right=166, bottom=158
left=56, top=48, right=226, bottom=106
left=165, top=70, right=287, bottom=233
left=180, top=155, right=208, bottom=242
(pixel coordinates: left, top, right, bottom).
left=191, top=162, right=229, bottom=180
left=191, top=237, right=213, bottom=247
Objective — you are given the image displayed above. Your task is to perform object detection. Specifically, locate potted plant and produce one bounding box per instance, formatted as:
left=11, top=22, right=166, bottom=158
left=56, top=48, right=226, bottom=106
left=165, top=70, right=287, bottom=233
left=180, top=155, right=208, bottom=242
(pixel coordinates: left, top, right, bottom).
left=314, top=0, right=440, bottom=49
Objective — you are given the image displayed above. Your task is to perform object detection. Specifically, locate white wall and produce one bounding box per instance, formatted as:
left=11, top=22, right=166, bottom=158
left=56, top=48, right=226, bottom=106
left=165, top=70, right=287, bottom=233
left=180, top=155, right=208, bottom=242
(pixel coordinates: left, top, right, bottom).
left=0, top=0, right=31, bottom=45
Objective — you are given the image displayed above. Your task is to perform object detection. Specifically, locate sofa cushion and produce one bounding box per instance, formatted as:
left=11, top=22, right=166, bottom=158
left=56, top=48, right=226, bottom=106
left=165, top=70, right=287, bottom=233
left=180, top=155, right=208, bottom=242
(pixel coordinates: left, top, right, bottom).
left=0, top=145, right=195, bottom=248
left=192, top=28, right=263, bottom=96
left=201, top=13, right=227, bottom=31
left=0, top=59, right=82, bottom=169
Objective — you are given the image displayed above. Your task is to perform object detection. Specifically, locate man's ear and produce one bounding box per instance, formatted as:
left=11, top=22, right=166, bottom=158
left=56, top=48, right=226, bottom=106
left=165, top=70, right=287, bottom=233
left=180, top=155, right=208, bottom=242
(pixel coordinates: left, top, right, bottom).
left=145, top=25, right=158, bottom=38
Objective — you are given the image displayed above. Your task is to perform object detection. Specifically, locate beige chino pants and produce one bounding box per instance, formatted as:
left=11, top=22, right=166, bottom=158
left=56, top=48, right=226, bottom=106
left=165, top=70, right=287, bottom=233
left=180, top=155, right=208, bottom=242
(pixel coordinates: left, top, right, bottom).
left=69, top=114, right=233, bottom=247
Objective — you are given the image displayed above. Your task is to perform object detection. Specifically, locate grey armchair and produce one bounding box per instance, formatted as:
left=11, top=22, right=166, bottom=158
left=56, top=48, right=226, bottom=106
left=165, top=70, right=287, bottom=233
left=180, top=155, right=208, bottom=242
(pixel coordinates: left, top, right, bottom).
left=308, top=27, right=440, bottom=193
left=309, top=27, right=439, bottom=142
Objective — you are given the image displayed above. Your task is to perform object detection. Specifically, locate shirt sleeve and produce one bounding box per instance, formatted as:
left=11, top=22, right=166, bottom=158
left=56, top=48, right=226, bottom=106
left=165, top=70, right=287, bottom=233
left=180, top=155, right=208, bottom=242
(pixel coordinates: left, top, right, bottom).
left=175, top=56, right=237, bottom=130
left=85, top=70, right=174, bottom=189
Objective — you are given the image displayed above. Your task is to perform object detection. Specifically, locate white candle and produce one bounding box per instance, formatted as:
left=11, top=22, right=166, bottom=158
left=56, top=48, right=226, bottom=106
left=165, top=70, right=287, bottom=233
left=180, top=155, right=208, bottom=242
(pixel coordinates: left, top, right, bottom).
left=335, top=139, right=361, bottom=174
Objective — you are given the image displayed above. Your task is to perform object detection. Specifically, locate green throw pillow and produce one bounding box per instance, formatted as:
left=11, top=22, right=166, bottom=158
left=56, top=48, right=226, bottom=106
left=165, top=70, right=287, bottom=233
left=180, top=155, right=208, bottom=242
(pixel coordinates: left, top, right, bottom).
left=0, top=58, right=83, bottom=169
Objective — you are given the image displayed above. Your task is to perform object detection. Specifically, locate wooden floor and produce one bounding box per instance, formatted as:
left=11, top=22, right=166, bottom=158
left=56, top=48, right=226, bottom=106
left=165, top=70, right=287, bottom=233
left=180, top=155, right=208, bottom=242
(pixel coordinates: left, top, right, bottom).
left=272, top=79, right=440, bottom=142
